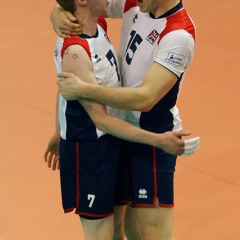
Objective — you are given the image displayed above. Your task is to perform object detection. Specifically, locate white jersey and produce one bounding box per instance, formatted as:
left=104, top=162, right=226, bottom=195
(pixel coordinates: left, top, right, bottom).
left=108, top=0, right=196, bottom=132
left=54, top=17, right=123, bottom=141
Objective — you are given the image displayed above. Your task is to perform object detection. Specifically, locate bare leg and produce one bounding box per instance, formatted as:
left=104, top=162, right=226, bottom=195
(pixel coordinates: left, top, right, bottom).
left=136, top=200, right=175, bottom=240
left=124, top=202, right=144, bottom=240
left=80, top=215, right=114, bottom=240
left=113, top=205, right=127, bottom=240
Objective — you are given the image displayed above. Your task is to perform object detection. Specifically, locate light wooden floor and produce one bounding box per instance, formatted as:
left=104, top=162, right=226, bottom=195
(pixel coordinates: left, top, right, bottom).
left=0, top=1, right=240, bottom=239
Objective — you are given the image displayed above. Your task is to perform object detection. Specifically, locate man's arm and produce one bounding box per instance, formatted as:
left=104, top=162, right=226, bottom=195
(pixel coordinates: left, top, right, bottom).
left=61, top=44, right=199, bottom=156
left=57, top=62, right=177, bottom=112
left=50, top=3, right=109, bottom=38
left=44, top=91, right=60, bottom=171
left=50, top=4, right=82, bottom=38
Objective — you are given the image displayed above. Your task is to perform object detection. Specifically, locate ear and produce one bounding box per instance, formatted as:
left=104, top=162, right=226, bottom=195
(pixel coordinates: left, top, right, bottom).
left=75, top=0, right=87, bottom=6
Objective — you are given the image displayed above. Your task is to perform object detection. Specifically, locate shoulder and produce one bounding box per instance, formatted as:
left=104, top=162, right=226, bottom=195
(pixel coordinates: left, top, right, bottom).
left=160, top=9, right=196, bottom=41
left=61, top=37, right=91, bottom=59
left=97, top=16, right=107, bottom=32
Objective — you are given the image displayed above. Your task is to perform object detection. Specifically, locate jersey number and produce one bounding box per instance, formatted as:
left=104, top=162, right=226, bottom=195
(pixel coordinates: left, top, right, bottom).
left=125, top=30, right=143, bottom=65
left=88, top=194, right=95, bottom=208
left=106, top=50, right=121, bottom=81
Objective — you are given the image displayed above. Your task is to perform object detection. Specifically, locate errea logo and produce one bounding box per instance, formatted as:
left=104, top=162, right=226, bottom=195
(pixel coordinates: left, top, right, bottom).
left=138, top=189, right=147, bottom=198
left=94, top=54, right=102, bottom=63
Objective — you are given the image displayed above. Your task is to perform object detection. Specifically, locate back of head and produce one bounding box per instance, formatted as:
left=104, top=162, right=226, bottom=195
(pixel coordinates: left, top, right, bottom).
left=56, top=0, right=76, bottom=14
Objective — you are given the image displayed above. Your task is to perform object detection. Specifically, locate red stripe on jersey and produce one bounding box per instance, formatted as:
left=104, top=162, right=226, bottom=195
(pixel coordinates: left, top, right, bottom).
left=61, top=37, right=91, bottom=59
left=97, top=16, right=107, bottom=33
left=124, top=0, right=137, bottom=13
left=158, top=9, right=195, bottom=44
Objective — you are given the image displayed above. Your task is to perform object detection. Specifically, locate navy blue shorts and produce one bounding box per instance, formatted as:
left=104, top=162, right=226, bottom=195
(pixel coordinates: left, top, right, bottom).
left=114, top=140, right=177, bottom=207
left=59, top=134, right=121, bottom=219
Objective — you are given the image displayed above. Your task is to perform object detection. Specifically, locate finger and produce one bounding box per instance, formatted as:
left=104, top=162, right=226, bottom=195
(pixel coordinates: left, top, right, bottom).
left=57, top=31, right=71, bottom=39
left=57, top=72, right=71, bottom=79
left=63, top=18, right=80, bottom=30
left=176, top=131, right=191, bottom=137
left=52, top=155, right=59, bottom=171
left=57, top=161, right=60, bottom=170
left=184, top=136, right=200, bottom=145
left=47, top=152, right=54, bottom=168
left=65, top=11, right=78, bottom=23
left=184, top=141, right=199, bottom=151
left=184, top=146, right=200, bottom=154
left=181, top=146, right=200, bottom=157
left=44, top=151, right=49, bottom=162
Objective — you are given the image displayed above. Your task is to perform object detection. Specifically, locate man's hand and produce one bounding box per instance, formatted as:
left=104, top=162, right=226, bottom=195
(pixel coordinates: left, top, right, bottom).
left=50, top=4, right=82, bottom=38
left=57, top=72, right=88, bottom=100
left=44, top=133, right=60, bottom=171
left=158, top=131, right=200, bottom=156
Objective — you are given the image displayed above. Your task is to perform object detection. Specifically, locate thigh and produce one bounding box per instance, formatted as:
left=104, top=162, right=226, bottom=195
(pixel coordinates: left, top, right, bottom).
left=80, top=215, right=114, bottom=240
left=59, top=135, right=121, bottom=218
left=113, top=205, right=127, bottom=240
left=136, top=204, right=174, bottom=240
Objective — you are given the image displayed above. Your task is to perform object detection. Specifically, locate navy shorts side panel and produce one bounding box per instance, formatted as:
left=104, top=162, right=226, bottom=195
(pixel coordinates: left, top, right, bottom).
left=59, top=134, right=121, bottom=218
left=117, top=141, right=177, bottom=207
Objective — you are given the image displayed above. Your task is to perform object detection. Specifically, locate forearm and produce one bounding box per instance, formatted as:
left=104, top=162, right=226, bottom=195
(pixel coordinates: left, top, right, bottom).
left=79, top=84, right=153, bottom=111
left=95, top=114, right=162, bottom=147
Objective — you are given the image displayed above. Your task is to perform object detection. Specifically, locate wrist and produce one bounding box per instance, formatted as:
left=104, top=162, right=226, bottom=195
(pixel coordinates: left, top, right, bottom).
left=152, top=133, right=164, bottom=148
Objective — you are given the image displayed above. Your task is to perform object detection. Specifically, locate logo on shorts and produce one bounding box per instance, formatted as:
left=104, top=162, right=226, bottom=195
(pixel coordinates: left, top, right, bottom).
left=138, top=189, right=147, bottom=199
left=165, top=52, right=185, bottom=66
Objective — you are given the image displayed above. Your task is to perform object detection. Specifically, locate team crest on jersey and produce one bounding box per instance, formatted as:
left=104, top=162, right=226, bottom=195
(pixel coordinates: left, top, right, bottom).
left=104, top=33, right=111, bottom=45
left=146, top=29, right=159, bottom=45
left=133, top=14, right=138, bottom=23
left=54, top=48, right=59, bottom=60
left=165, top=52, right=185, bottom=67
left=94, top=54, right=102, bottom=63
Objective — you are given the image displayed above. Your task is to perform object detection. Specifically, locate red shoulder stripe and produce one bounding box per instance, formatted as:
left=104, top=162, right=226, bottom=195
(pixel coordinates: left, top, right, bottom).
left=97, top=16, right=107, bottom=33
left=124, top=0, right=137, bottom=13
left=158, top=9, right=196, bottom=44
left=61, top=37, right=91, bottom=59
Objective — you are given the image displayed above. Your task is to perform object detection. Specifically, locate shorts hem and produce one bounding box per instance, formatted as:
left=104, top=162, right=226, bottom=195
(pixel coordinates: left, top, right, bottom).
left=114, top=198, right=132, bottom=206
left=64, top=207, right=114, bottom=219
left=131, top=203, right=174, bottom=208
left=76, top=211, right=114, bottom=219
left=159, top=203, right=174, bottom=208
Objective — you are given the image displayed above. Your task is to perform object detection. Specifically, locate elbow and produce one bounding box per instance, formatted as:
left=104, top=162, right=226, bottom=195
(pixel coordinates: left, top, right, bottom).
left=94, top=122, right=104, bottom=132
left=94, top=119, right=109, bottom=133
left=139, top=104, right=153, bottom=112
left=135, top=98, right=156, bottom=112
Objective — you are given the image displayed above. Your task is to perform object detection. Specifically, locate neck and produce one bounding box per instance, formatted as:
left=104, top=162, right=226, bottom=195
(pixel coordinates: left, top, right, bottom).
left=74, top=8, right=99, bottom=36
left=152, top=0, right=180, bottom=18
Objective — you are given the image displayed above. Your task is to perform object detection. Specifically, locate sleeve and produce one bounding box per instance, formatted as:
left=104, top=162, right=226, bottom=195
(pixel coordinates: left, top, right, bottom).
left=154, top=30, right=195, bottom=77
left=61, top=37, right=91, bottom=59
left=108, top=0, right=138, bottom=19
left=97, top=16, right=107, bottom=32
